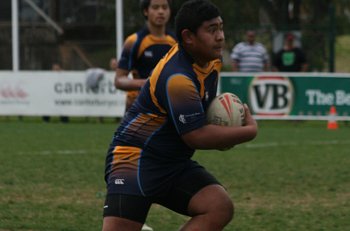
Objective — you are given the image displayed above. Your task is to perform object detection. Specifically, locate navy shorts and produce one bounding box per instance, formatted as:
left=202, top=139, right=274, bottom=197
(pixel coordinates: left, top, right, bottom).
left=103, top=164, right=221, bottom=223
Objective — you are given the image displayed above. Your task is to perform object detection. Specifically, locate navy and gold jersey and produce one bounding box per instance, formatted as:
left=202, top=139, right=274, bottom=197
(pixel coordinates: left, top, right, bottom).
left=105, top=44, right=222, bottom=196
left=118, top=27, right=177, bottom=79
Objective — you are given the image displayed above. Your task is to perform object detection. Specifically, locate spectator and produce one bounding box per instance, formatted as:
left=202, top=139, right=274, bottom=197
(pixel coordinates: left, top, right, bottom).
left=231, top=30, right=270, bottom=72
left=43, top=63, right=69, bottom=123
left=273, top=32, right=308, bottom=72
left=115, top=0, right=177, bottom=115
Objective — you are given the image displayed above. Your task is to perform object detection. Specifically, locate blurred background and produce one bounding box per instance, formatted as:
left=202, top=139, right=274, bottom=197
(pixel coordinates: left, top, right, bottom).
left=1, top=0, right=350, bottom=72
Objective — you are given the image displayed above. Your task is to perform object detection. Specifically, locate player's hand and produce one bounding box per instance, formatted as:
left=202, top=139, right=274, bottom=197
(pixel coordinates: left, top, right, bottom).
left=243, top=104, right=258, bottom=137
left=243, top=104, right=256, bottom=125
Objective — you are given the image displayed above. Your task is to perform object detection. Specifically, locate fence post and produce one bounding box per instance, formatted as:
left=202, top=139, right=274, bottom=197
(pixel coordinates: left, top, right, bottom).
left=328, top=3, right=335, bottom=73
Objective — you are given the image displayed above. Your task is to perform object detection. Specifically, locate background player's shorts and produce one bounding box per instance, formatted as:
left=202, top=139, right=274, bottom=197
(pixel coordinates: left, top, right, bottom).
left=103, top=163, right=221, bottom=223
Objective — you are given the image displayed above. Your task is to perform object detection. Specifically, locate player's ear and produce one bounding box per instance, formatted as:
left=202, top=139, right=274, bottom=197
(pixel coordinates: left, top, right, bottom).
left=181, top=29, right=194, bottom=45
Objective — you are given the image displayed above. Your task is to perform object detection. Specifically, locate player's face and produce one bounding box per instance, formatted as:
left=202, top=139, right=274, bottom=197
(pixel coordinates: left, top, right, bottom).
left=192, top=17, right=225, bottom=63
left=145, top=0, right=170, bottom=27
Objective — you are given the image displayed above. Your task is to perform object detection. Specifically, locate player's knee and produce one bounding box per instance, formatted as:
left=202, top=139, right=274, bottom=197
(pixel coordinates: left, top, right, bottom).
left=210, top=197, right=234, bottom=227
left=220, top=198, right=234, bottom=224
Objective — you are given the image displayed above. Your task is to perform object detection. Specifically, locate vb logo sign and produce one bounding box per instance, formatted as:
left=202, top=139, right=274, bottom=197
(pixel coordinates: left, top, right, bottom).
left=249, top=76, right=294, bottom=115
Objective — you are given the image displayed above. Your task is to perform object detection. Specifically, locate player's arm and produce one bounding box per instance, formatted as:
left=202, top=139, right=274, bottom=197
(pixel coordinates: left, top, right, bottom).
left=114, top=34, right=147, bottom=91
left=166, top=74, right=257, bottom=150
left=182, top=104, right=258, bottom=150
left=115, top=68, right=147, bottom=91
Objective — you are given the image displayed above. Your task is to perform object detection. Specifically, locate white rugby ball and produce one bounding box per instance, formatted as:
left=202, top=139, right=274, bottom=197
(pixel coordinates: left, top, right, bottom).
left=207, top=92, right=245, bottom=127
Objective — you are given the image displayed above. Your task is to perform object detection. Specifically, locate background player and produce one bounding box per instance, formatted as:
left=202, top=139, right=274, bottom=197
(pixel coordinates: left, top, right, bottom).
left=115, top=0, right=176, bottom=114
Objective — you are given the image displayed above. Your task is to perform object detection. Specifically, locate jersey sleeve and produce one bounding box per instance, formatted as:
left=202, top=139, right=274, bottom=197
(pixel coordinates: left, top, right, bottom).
left=118, top=34, right=137, bottom=71
left=165, top=74, right=206, bottom=135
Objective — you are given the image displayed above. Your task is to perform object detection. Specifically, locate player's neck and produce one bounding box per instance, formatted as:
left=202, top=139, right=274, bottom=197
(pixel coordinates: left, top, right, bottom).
left=184, top=45, right=209, bottom=68
left=147, top=22, right=166, bottom=37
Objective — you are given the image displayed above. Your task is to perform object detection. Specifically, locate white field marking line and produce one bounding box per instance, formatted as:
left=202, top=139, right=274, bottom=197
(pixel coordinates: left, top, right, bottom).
left=17, top=149, right=101, bottom=155
left=244, top=140, right=350, bottom=149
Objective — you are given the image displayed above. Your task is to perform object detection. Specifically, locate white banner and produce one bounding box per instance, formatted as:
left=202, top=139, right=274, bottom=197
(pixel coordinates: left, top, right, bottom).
left=0, top=71, right=126, bottom=117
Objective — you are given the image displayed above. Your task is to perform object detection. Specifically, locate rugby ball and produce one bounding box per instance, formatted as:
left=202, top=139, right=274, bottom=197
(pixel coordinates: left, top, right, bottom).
left=207, top=92, right=245, bottom=127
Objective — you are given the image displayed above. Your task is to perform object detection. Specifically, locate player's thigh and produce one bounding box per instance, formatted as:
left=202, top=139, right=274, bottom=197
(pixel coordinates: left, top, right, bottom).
left=156, top=164, right=222, bottom=215
left=103, top=194, right=151, bottom=225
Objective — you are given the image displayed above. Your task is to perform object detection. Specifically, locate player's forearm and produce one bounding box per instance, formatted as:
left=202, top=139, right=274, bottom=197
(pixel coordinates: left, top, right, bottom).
left=115, top=77, right=146, bottom=91
left=183, top=124, right=258, bottom=150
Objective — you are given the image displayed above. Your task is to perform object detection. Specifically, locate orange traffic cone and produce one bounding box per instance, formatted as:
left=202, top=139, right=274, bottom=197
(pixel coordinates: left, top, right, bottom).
left=327, top=106, right=338, bottom=130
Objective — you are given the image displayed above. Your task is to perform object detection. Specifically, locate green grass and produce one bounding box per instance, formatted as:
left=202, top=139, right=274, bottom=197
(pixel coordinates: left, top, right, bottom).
left=0, top=118, right=349, bottom=230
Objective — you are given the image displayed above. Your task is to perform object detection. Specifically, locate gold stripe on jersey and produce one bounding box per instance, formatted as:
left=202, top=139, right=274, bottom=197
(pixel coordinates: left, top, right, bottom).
left=124, top=112, right=166, bottom=138
left=193, top=59, right=222, bottom=98
left=111, top=146, right=141, bottom=170
left=167, top=74, right=198, bottom=107
left=137, top=34, right=177, bottom=58
left=124, top=33, right=138, bottom=50
left=148, top=44, right=179, bottom=114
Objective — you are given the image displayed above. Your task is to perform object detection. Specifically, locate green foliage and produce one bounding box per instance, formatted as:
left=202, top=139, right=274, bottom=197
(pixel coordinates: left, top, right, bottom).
left=57, top=0, right=350, bottom=71
left=0, top=119, right=349, bottom=230
left=335, top=35, right=350, bottom=72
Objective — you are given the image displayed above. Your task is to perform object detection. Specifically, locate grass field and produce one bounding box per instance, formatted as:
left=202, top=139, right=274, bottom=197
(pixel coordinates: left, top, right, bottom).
left=0, top=118, right=349, bottom=231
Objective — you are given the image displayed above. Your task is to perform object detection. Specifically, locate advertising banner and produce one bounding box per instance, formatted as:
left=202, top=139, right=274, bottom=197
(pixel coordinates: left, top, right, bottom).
left=220, top=72, right=350, bottom=120
left=0, top=71, right=126, bottom=117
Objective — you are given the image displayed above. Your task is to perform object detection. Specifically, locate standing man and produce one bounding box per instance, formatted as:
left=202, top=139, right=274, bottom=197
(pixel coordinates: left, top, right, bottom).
left=231, top=30, right=270, bottom=72
left=273, top=32, right=308, bottom=72
left=115, top=0, right=176, bottom=114
left=102, top=0, right=258, bottom=230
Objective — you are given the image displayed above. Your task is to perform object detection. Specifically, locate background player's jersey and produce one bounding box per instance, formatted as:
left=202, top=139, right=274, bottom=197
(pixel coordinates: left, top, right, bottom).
left=118, top=27, right=177, bottom=79
left=105, top=44, right=222, bottom=196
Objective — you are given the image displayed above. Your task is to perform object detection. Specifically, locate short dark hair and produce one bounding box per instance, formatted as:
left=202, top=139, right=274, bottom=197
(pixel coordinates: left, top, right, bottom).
left=140, top=0, right=172, bottom=19
left=175, top=0, right=220, bottom=43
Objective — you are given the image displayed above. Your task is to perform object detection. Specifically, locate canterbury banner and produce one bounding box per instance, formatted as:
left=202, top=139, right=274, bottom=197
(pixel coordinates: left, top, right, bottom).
left=0, top=71, right=126, bottom=117
left=220, top=73, right=350, bottom=120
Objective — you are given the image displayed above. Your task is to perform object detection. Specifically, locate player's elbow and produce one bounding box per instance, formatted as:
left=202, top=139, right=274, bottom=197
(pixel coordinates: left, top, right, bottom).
left=114, top=78, right=122, bottom=89
left=245, top=125, right=258, bottom=142
left=182, top=129, right=217, bottom=150
left=184, top=139, right=203, bottom=150
left=114, top=76, right=128, bottom=90
left=182, top=130, right=206, bottom=149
